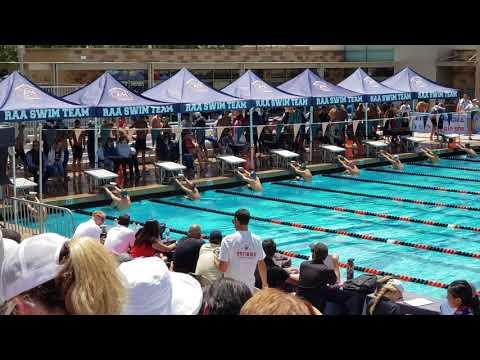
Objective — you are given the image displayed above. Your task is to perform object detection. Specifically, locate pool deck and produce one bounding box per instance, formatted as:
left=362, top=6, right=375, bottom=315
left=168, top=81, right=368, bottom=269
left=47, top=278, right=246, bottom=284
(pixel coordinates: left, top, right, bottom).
left=43, top=137, right=480, bottom=208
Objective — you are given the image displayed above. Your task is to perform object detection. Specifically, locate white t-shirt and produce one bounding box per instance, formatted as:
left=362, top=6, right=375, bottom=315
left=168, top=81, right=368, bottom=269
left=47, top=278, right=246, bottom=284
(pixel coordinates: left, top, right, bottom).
left=458, top=98, right=473, bottom=112
left=73, top=219, right=102, bottom=241
left=219, top=231, right=265, bottom=291
left=399, top=104, right=411, bottom=115
left=104, top=225, right=135, bottom=255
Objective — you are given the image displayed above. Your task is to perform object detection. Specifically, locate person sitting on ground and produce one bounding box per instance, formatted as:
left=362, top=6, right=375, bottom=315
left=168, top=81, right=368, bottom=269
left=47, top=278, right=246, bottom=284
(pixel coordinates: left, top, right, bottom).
left=240, top=288, right=321, bottom=315
left=24, top=192, right=48, bottom=223
left=254, top=239, right=299, bottom=290
left=171, top=224, right=205, bottom=274
left=420, top=147, right=439, bottom=163
left=367, top=276, right=404, bottom=315
left=234, top=167, right=263, bottom=192
left=194, top=230, right=224, bottom=286
left=0, top=233, right=126, bottom=315
left=103, top=183, right=131, bottom=211
left=118, top=256, right=203, bottom=315
left=174, top=174, right=200, bottom=201
left=201, top=277, right=252, bottom=315
left=73, top=210, right=105, bottom=241
left=289, top=160, right=312, bottom=182
left=129, top=219, right=176, bottom=259
left=104, top=214, right=135, bottom=262
left=379, top=150, right=404, bottom=171
left=444, top=280, right=480, bottom=315
left=297, top=242, right=350, bottom=313
left=336, top=155, right=360, bottom=176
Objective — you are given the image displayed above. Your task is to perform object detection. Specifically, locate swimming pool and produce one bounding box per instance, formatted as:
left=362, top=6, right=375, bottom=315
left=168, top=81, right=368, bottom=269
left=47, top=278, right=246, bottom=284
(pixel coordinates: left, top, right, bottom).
left=71, top=155, right=480, bottom=300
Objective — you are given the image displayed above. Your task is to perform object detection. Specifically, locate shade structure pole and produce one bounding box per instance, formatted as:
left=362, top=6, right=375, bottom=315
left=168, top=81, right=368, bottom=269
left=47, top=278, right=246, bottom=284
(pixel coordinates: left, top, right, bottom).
left=249, top=108, right=254, bottom=169
left=364, top=102, right=368, bottom=140
left=39, top=123, right=43, bottom=201
left=94, top=117, right=99, bottom=169
left=177, top=113, right=183, bottom=166
left=309, top=105, right=314, bottom=163
left=10, top=145, right=18, bottom=227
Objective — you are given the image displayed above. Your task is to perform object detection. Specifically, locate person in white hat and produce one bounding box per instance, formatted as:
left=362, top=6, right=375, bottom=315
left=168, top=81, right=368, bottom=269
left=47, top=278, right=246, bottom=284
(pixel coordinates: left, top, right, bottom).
left=1, top=234, right=126, bottom=315
left=118, top=256, right=203, bottom=315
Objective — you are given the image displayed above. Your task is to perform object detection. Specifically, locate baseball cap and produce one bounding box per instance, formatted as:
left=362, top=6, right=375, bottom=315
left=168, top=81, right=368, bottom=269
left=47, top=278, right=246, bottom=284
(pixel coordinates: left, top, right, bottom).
left=118, top=257, right=203, bottom=315
left=0, top=233, right=68, bottom=302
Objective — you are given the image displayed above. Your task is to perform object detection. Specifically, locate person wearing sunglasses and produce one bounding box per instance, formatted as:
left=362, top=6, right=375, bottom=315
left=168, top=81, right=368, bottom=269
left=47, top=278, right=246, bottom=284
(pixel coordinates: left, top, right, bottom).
left=72, top=211, right=106, bottom=242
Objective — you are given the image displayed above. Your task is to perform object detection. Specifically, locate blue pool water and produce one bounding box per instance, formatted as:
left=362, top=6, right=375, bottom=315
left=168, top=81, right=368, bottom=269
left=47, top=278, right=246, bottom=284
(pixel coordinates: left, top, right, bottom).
left=71, top=155, right=480, bottom=300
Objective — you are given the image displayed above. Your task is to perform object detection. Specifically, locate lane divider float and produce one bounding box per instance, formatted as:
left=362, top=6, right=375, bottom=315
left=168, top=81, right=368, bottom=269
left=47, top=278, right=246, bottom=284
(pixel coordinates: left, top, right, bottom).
left=324, top=174, right=480, bottom=196
left=272, top=182, right=480, bottom=212
left=215, top=189, right=480, bottom=233
left=148, top=198, right=480, bottom=260
left=365, top=168, right=480, bottom=183
left=443, top=157, right=480, bottom=163
left=406, top=162, right=480, bottom=172
left=278, top=250, right=480, bottom=295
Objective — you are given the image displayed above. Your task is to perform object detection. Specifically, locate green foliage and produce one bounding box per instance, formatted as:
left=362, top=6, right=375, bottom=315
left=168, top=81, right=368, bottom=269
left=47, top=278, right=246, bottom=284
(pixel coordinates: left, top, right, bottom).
left=0, top=45, right=18, bottom=61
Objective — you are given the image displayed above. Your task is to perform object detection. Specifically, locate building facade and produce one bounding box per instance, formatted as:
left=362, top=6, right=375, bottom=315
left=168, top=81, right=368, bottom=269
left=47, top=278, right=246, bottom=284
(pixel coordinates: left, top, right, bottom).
left=2, top=45, right=478, bottom=97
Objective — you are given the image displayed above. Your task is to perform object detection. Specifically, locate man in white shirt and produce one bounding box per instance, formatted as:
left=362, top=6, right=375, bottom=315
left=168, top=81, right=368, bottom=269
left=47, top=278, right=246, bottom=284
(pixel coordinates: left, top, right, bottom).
left=72, top=211, right=105, bottom=241
left=104, top=214, right=135, bottom=256
left=218, top=209, right=268, bottom=292
left=457, top=93, right=473, bottom=112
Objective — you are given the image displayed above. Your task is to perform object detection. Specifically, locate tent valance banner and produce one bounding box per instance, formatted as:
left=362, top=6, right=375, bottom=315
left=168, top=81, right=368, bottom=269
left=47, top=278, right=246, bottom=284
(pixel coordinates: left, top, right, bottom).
left=337, top=68, right=415, bottom=103
left=0, top=72, right=93, bottom=122
left=222, top=70, right=309, bottom=108
left=142, top=68, right=249, bottom=113
left=64, top=72, right=179, bottom=117
left=277, top=69, right=365, bottom=105
left=381, top=67, right=458, bottom=100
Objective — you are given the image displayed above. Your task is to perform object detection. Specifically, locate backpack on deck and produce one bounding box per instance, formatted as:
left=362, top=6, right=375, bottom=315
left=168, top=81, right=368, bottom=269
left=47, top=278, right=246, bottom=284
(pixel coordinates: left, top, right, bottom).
left=342, top=274, right=378, bottom=294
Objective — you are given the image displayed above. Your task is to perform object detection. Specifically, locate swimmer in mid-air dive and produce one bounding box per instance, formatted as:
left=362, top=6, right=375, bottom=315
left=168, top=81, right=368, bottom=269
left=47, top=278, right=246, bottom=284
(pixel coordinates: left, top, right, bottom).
left=235, top=167, right=263, bottom=192
left=379, top=150, right=404, bottom=171
left=103, top=183, right=132, bottom=211
left=289, top=160, right=312, bottom=182
left=419, top=147, right=439, bottom=163
left=336, top=155, right=360, bottom=176
left=174, top=174, right=200, bottom=201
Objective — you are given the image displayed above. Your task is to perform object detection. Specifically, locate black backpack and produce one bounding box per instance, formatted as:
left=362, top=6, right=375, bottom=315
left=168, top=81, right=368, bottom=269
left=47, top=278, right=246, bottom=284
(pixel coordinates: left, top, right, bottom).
left=342, top=274, right=378, bottom=294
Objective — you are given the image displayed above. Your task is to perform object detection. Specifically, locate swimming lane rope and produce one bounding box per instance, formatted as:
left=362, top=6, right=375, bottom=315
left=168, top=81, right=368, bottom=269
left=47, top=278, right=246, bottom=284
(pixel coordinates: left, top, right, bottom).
left=272, top=182, right=480, bottom=212
left=148, top=199, right=480, bottom=260
left=443, top=157, right=480, bottom=163
left=365, top=168, right=480, bottom=183
left=215, top=189, right=480, bottom=233
left=406, top=163, right=480, bottom=172
left=323, top=174, right=480, bottom=196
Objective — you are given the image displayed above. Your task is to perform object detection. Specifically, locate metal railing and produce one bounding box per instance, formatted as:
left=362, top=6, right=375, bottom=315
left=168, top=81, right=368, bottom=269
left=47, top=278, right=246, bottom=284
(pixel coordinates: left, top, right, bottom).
left=40, top=85, right=82, bottom=97
left=1, top=197, right=75, bottom=238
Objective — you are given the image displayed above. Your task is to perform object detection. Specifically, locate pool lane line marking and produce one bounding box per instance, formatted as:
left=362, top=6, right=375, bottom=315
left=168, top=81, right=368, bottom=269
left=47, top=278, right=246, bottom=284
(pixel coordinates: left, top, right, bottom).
left=406, top=163, right=480, bottom=172
left=148, top=198, right=480, bottom=260
left=323, top=174, right=480, bottom=197
left=365, top=168, right=480, bottom=183
left=272, top=182, right=480, bottom=212
left=73, top=208, right=477, bottom=293
left=215, top=189, right=480, bottom=233
left=443, top=157, right=480, bottom=163
left=278, top=250, right=480, bottom=295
